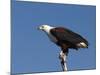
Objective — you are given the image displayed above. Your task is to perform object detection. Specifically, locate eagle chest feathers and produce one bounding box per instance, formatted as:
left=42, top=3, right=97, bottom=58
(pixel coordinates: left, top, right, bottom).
left=45, top=28, right=58, bottom=43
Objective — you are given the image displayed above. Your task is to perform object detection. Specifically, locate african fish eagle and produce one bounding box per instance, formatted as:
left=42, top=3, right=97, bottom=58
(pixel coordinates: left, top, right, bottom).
left=38, top=25, right=88, bottom=71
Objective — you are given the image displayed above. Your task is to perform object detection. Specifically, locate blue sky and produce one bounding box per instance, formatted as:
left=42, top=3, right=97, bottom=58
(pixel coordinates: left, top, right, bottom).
left=11, top=1, right=96, bottom=74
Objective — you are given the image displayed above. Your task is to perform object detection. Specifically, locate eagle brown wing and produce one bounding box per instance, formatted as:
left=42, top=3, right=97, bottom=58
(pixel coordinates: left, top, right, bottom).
left=50, top=27, right=88, bottom=48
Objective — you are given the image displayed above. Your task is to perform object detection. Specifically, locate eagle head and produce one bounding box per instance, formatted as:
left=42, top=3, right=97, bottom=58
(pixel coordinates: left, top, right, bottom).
left=38, top=25, right=50, bottom=31
left=38, top=25, right=55, bottom=32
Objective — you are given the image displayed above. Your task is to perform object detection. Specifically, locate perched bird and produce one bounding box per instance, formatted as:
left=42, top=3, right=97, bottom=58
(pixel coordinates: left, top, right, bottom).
left=38, top=24, right=88, bottom=71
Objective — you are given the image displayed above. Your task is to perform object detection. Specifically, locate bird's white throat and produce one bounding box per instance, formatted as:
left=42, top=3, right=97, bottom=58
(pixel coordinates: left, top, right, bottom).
left=42, top=25, right=57, bottom=43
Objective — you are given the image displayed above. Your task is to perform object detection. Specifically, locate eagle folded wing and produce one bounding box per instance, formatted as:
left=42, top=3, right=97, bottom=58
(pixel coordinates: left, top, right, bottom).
left=50, top=27, right=88, bottom=48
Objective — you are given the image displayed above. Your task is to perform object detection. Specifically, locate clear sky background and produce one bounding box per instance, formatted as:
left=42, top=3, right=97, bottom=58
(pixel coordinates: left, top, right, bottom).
left=11, top=1, right=96, bottom=74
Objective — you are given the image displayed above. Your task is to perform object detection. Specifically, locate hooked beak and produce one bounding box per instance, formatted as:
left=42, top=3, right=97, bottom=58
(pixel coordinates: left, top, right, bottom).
left=37, top=26, right=42, bottom=30
left=37, top=26, right=43, bottom=30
